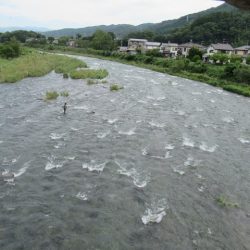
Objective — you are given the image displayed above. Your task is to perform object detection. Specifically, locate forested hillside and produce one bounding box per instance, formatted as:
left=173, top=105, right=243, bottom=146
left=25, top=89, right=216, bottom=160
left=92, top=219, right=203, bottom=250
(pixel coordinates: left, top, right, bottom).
left=164, top=11, right=250, bottom=46
left=43, top=3, right=238, bottom=38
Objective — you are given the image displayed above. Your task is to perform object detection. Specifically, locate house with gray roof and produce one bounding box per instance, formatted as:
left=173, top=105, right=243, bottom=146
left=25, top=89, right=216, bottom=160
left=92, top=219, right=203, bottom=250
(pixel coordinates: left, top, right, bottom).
left=145, top=42, right=161, bottom=51
left=178, top=42, right=206, bottom=57
left=207, top=43, right=234, bottom=56
left=234, top=45, right=250, bottom=57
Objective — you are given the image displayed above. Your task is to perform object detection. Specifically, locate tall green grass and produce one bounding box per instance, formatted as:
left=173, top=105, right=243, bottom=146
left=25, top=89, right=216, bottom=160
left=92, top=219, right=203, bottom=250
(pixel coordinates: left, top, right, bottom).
left=0, top=51, right=86, bottom=83
left=70, top=69, right=108, bottom=79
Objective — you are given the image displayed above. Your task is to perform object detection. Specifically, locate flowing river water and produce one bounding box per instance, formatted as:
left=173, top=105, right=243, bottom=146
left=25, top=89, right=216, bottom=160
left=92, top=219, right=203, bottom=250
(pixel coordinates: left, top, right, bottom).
left=0, top=55, right=250, bottom=250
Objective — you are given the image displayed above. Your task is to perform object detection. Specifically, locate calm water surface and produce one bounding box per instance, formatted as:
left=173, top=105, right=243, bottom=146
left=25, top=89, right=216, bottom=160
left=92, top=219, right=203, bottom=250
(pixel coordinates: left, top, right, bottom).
left=0, top=55, right=250, bottom=250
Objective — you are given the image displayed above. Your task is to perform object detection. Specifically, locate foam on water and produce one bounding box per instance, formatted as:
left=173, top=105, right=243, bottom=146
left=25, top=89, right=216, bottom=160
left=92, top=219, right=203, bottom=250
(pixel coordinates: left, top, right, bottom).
left=64, top=156, right=76, bottom=160
left=156, top=96, right=166, bottom=101
left=199, top=142, right=218, bottom=153
left=45, top=156, right=63, bottom=171
left=148, top=121, right=165, bottom=128
left=141, top=199, right=168, bottom=225
left=165, top=144, right=175, bottom=150
left=164, top=151, right=172, bottom=159
left=97, top=131, right=110, bottom=139
left=14, top=161, right=31, bottom=178
left=210, top=99, right=216, bottom=103
left=138, top=100, right=147, bottom=104
left=182, top=137, right=195, bottom=147
left=76, top=192, right=88, bottom=201
left=82, top=160, right=106, bottom=172
left=196, top=108, right=203, bottom=112
left=118, top=165, right=150, bottom=188
left=146, top=96, right=155, bottom=100
left=70, top=127, right=80, bottom=131
left=222, top=117, right=234, bottom=123
left=238, top=138, right=250, bottom=144
left=108, top=118, right=118, bottom=124
left=2, top=157, right=19, bottom=166
left=141, top=148, right=148, bottom=156
left=73, top=105, right=89, bottom=110
left=177, top=110, right=185, bottom=116
left=118, top=128, right=136, bottom=136
left=54, top=142, right=66, bottom=149
left=192, top=92, right=202, bottom=95
left=172, top=167, right=185, bottom=176
left=50, top=133, right=65, bottom=140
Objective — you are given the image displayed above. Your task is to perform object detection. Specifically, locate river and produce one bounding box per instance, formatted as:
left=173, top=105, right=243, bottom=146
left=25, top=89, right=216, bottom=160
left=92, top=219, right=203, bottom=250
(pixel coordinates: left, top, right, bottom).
left=0, top=55, right=250, bottom=250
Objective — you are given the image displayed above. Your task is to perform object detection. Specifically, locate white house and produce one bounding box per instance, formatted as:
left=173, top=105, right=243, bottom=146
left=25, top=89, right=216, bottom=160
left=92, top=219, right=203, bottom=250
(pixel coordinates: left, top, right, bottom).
left=128, top=38, right=148, bottom=52
left=145, top=42, right=161, bottom=51
left=207, top=43, right=234, bottom=56
left=178, top=42, right=205, bottom=57
left=160, top=43, right=179, bottom=57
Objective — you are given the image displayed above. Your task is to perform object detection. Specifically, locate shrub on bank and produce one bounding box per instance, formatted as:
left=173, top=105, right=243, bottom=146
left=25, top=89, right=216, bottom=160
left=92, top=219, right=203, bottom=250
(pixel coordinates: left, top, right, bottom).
left=60, top=91, right=69, bottom=97
left=110, top=84, right=123, bottom=91
left=70, top=69, right=108, bottom=79
left=222, top=84, right=250, bottom=97
left=0, top=40, right=21, bottom=59
left=45, top=91, right=59, bottom=100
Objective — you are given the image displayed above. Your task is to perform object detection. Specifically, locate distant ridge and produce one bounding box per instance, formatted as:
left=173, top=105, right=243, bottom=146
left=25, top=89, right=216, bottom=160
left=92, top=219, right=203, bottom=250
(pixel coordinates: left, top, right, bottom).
left=43, top=3, right=237, bottom=38
left=0, top=26, right=51, bottom=33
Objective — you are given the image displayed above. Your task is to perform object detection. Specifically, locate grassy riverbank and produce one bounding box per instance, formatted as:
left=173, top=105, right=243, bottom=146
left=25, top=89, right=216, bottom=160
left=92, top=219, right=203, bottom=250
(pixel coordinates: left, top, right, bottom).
left=0, top=49, right=86, bottom=83
left=41, top=46, right=250, bottom=97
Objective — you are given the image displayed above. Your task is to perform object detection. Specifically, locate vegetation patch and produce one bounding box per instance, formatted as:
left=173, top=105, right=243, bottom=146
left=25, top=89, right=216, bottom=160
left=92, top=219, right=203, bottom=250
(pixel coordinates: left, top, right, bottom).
left=87, top=79, right=98, bottom=85
left=0, top=49, right=86, bottom=83
left=110, top=84, right=124, bottom=91
left=60, top=91, right=69, bottom=97
left=45, top=91, right=59, bottom=101
left=70, top=69, right=108, bottom=79
left=63, top=73, right=69, bottom=79
left=216, top=195, right=239, bottom=208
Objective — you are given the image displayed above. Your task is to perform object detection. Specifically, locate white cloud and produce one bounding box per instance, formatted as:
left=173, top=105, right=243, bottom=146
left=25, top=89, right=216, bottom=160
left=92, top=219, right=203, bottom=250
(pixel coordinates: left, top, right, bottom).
left=0, top=0, right=222, bottom=28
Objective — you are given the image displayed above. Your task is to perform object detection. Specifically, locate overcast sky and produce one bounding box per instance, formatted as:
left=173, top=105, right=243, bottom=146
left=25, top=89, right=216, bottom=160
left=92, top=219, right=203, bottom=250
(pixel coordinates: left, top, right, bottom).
left=0, top=0, right=223, bottom=29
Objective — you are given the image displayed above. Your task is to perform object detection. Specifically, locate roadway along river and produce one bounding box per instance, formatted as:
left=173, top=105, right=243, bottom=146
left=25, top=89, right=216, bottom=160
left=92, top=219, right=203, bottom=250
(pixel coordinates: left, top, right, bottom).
left=0, top=55, right=250, bottom=250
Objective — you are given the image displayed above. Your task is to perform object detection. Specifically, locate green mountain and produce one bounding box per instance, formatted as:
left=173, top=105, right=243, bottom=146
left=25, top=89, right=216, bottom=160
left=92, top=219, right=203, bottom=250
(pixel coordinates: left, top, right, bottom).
left=43, top=3, right=237, bottom=38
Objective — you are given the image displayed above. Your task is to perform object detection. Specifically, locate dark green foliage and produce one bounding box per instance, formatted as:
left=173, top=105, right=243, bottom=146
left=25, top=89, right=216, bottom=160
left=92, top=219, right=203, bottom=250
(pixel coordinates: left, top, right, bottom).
left=0, top=30, right=45, bottom=43
left=187, top=47, right=203, bottom=61
left=47, top=37, right=55, bottom=44
left=187, top=62, right=207, bottom=73
left=165, top=11, right=250, bottom=46
left=223, top=64, right=238, bottom=78
left=145, top=49, right=163, bottom=57
left=210, top=53, right=230, bottom=65
left=91, top=30, right=114, bottom=51
left=63, top=73, right=69, bottom=79
left=233, top=66, right=250, bottom=85
left=0, top=39, right=21, bottom=58
left=246, top=57, right=250, bottom=65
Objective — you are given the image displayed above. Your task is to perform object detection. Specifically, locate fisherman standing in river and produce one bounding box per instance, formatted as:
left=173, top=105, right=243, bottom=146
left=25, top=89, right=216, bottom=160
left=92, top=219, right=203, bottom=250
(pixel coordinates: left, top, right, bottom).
left=63, top=102, right=67, bottom=114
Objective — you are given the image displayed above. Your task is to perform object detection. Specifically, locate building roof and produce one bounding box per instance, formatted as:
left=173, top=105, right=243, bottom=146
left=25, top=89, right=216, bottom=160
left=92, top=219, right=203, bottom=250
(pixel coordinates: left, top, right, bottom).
left=179, top=42, right=205, bottom=49
left=235, top=45, right=250, bottom=51
left=146, top=42, right=161, bottom=47
left=161, top=43, right=178, bottom=47
left=211, top=43, right=234, bottom=51
left=128, top=38, right=148, bottom=42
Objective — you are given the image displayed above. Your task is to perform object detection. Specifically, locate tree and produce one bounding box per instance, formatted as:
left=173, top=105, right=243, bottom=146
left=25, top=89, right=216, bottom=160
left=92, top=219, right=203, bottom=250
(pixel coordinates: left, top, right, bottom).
left=0, top=39, right=21, bottom=59
left=187, top=47, right=203, bottom=61
left=91, top=30, right=114, bottom=51
left=210, top=53, right=229, bottom=65
left=48, top=36, right=55, bottom=44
